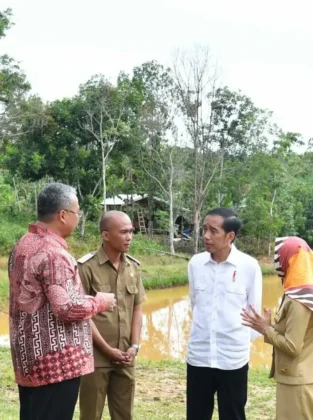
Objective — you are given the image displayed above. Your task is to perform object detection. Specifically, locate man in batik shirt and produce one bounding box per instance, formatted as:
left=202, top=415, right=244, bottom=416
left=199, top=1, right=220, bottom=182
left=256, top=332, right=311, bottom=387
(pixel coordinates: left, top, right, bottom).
left=9, top=183, right=116, bottom=420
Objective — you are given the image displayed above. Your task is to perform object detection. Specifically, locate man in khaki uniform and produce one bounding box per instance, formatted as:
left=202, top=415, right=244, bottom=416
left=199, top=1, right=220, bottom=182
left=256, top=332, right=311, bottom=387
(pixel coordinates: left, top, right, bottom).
left=78, top=211, right=146, bottom=420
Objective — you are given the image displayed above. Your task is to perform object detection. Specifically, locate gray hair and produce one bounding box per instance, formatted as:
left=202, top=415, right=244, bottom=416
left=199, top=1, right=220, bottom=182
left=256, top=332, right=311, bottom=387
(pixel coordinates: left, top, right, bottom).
left=37, top=182, right=77, bottom=221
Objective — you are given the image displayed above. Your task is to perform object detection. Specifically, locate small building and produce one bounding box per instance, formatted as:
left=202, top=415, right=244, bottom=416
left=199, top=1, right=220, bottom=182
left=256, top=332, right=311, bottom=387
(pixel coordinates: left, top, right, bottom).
left=102, top=194, right=191, bottom=235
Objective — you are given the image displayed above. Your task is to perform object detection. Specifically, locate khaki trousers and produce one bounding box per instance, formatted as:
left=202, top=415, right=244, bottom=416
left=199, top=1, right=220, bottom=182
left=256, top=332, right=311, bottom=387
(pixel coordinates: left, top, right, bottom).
left=276, top=382, right=313, bottom=420
left=79, top=366, right=135, bottom=420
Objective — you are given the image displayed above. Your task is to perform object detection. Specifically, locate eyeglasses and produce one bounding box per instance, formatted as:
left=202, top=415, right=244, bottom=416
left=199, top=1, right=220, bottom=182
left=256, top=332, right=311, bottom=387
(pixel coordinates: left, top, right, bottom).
left=62, top=209, right=84, bottom=219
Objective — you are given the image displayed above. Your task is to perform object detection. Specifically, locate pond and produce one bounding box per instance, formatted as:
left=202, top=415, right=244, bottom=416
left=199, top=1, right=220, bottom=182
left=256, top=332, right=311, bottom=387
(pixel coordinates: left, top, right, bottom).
left=0, top=275, right=282, bottom=367
left=139, top=275, right=282, bottom=368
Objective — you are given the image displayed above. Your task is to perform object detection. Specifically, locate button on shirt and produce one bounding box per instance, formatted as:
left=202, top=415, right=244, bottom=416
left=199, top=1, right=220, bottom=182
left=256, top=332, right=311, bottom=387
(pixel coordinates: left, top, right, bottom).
left=187, top=245, right=262, bottom=370
left=78, top=246, right=146, bottom=367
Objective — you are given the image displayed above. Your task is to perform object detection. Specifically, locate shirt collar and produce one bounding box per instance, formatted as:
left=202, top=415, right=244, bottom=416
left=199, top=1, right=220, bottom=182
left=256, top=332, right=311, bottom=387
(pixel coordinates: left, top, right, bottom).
left=205, top=244, right=238, bottom=266
left=97, top=245, right=128, bottom=266
left=28, top=223, right=68, bottom=249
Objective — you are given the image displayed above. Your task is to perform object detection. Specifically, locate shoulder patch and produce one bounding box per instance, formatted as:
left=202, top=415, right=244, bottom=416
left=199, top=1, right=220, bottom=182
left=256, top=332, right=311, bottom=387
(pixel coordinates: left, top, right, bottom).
left=77, top=252, right=96, bottom=264
left=126, top=254, right=141, bottom=266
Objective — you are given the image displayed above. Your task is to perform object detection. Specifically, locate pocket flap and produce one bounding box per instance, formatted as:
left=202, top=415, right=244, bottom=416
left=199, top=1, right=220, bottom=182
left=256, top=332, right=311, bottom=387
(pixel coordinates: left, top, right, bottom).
left=227, top=283, right=246, bottom=295
left=126, top=284, right=138, bottom=294
left=91, top=283, right=111, bottom=293
left=194, top=281, right=206, bottom=291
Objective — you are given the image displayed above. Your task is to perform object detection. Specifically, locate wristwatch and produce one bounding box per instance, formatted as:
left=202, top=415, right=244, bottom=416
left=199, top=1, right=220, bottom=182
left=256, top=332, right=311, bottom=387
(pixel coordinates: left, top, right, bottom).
left=131, top=344, right=139, bottom=354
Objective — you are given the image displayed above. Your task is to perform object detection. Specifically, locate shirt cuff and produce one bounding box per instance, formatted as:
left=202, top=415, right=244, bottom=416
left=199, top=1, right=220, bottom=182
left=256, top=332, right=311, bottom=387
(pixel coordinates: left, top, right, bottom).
left=263, top=326, right=275, bottom=344
left=94, top=294, right=107, bottom=312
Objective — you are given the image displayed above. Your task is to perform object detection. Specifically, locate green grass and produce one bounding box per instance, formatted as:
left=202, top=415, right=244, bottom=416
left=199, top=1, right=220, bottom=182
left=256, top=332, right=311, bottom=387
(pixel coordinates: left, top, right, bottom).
left=0, top=228, right=276, bottom=312
left=139, top=255, right=188, bottom=290
left=260, top=265, right=276, bottom=276
left=0, top=253, right=275, bottom=313
left=0, top=347, right=275, bottom=419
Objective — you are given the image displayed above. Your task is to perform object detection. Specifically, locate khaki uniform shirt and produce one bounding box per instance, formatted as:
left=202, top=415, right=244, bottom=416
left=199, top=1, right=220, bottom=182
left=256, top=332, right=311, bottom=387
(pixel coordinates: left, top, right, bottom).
left=78, top=246, right=146, bottom=367
left=264, top=295, right=313, bottom=385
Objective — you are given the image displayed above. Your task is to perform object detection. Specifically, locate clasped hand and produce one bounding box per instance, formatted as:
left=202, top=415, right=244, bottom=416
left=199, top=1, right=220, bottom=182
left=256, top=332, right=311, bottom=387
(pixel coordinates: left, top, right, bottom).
left=108, top=347, right=137, bottom=367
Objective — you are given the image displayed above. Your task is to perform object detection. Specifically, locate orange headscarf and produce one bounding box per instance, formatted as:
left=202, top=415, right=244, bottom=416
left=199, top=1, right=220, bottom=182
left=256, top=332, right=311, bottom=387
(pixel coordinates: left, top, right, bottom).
left=274, top=237, right=313, bottom=310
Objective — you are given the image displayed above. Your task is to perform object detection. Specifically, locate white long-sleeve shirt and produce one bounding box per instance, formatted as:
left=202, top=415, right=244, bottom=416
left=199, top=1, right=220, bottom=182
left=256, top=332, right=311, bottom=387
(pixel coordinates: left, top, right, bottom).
left=187, top=245, right=263, bottom=370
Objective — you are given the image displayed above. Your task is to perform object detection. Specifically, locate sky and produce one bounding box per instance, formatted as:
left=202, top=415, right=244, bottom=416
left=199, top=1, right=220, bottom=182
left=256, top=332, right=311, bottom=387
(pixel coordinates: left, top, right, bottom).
left=1, top=0, right=313, bottom=140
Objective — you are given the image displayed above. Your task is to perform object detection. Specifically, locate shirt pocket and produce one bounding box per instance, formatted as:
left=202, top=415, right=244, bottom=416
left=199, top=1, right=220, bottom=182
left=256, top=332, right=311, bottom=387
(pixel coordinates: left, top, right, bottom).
left=226, top=283, right=247, bottom=307
left=91, top=283, right=111, bottom=295
left=195, top=281, right=207, bottom=291
left=275, top=352, right=299, bottom=377
left=126, top=284, right=138, bottom=308
left=193, top=281, right=207, bottom=307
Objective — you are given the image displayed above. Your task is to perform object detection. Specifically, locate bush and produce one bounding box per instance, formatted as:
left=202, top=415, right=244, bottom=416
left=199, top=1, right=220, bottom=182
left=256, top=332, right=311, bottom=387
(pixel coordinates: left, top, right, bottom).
left=0, top=212, right=31, bottom=255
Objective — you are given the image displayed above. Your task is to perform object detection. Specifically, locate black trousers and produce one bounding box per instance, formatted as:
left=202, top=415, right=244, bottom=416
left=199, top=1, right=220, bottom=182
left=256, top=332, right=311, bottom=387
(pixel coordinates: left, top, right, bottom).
left=187, top=363, right=248, bottom=420
left=18, top=377, right=80, bottom=420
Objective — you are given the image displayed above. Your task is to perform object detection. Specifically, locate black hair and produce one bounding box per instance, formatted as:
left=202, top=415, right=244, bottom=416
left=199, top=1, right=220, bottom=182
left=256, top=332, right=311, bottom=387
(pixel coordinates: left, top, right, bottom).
left=206, top=207, right=242, bottom=237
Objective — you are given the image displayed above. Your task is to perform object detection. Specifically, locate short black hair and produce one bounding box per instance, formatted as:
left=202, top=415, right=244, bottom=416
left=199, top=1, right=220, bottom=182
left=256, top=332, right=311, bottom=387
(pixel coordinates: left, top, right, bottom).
left=206, top=207, right=242, bottom=237
left=37, top=182, right=76, bottom=222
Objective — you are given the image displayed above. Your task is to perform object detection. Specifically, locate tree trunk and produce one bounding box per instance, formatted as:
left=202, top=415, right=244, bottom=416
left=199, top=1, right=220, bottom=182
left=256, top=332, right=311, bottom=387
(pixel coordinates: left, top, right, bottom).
left=148, top=194, right=154, bottom=237
left=79, top=211, right=88, bottom=238
left=34, top=183, right=37, bottom=214
left=268, top=188, right=277, bottom=256
left=168, top=176, right=175, bottom=255
left=193, top=207, right=201, bottom=254
left=102, top=146, right=107, bottom=213
left=217, top=152, right=224, bottom=206
left=13, top=177, right=21, bottom=212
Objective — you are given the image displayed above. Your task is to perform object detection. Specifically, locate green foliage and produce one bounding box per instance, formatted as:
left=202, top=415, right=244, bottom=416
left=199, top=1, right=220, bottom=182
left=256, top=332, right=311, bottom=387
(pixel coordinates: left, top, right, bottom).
left=129, top=234, right=168, bottom=255
left=0, top=15, right=313, bottom=253
left=0, top=9, right=12, bottom=39
left=154, top=210, right=170, bottom=233
left=0, top=9, right=30, bottom=107
left=0, top=212, right=29, bottom=254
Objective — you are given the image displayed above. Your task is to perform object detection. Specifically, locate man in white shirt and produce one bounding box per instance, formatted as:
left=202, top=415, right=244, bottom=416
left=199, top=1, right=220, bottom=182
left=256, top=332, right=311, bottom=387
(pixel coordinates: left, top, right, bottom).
left=187, top=208, right=262, bottom=420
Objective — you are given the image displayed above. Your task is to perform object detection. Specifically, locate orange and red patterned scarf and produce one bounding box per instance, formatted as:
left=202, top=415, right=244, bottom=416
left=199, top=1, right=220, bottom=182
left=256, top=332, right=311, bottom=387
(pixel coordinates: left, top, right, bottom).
left=274, top=236, right=313, bottom=310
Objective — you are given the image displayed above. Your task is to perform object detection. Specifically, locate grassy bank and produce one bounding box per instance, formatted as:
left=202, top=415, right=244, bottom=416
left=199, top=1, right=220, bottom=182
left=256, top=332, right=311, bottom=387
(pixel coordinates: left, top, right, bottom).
left=0, top=347, right=275, bottom=419
left=0, top=220, right=276, bottom=312
left=0, top=254, right=275, bottom=312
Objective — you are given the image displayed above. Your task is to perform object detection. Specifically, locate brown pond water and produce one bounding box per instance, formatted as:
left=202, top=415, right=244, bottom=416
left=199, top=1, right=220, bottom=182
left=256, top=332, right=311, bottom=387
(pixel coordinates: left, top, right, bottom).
left=138, top=275, right=282, bottom=368
left=0, top=275, right=282, bottom=367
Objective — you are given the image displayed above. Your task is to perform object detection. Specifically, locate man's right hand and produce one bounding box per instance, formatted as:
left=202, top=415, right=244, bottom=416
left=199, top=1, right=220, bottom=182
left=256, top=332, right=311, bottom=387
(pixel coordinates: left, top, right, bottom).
left=107, top=347, right=129, bottom=364
left=96, top=292, right=117, bottom=312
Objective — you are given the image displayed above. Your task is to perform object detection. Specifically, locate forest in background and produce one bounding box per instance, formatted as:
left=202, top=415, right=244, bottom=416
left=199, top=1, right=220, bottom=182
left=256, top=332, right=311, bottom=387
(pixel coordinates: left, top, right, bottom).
left=1, top=8, right=313, bottom=256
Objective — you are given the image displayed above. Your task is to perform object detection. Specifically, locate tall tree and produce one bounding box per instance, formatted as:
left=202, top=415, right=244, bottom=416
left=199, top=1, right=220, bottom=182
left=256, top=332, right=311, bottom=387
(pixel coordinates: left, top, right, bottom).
left=173, top=46, right=221, bottom=252
left=78, top=75, right=132, bottom=211
left=0, top=9, right=31, bottom=147
left=141, top=138, right=187, bottom=254
left=210, top=87, right=271, bottom=206
left=131, top=61, right=177, bottom=224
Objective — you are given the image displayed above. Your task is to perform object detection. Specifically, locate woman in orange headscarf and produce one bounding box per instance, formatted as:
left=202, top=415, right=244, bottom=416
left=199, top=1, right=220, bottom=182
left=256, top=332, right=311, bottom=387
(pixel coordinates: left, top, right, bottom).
left=241, top=236, right=313, bottom=420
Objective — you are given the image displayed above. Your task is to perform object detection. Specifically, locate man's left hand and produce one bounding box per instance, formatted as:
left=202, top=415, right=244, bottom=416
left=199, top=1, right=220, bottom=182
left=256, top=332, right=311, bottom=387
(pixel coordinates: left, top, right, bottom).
left=123, top=347, right=137, bottom=365
left=241, top=305, right=271, bottom=335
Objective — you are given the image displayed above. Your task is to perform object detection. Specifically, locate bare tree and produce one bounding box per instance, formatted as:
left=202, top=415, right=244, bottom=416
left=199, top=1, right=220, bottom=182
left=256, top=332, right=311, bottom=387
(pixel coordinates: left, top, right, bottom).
left=79, top=76, right=130, bottom=212
left=141, top=138, right=186, bottom=255
left=173, top=46, right=221, bottom=253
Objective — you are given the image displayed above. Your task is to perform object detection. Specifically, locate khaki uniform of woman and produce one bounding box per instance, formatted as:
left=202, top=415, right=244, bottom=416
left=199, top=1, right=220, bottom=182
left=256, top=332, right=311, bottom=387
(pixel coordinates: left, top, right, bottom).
left=242, top=236, right=313, bottom=420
